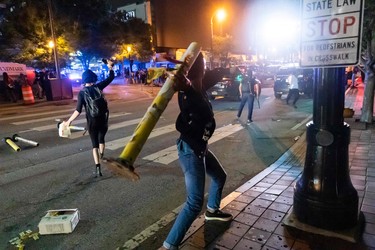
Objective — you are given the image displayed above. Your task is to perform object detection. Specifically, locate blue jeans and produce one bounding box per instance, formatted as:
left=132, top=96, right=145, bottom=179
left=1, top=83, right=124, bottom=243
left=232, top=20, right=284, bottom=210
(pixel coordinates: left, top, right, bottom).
left=237, top=92, right=255, bottom=121
left=163, top=139, right=227, bottom=249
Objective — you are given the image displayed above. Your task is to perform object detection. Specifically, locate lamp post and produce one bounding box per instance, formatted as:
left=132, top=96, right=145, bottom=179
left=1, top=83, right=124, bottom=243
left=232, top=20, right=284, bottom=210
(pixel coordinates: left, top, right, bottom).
left=210, top=9, right=226, bottom=69
left=47, top=0, right=60, bottom=80
left=127, top=46, right=132, bottom=73
left=127, top=46, right=133, bottom=84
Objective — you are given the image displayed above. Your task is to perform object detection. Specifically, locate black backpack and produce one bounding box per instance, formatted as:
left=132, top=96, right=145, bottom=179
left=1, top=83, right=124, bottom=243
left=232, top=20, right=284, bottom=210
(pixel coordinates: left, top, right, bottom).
left=83, top=86, right=108, bottom=117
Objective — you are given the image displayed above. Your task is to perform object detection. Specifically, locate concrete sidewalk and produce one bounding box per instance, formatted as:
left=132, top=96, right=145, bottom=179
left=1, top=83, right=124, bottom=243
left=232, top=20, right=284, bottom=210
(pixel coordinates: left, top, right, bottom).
left=179, top=83, right=375, bottom=250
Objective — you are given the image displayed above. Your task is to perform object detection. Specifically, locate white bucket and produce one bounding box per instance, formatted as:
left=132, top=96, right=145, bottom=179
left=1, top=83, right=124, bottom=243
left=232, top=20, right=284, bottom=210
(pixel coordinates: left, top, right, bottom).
left=58, top=123, right=71, bottom=138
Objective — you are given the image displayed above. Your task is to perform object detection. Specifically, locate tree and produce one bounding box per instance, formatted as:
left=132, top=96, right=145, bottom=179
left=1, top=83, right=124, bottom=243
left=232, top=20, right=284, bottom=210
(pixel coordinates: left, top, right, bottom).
left=110, top=13, right=154, bottom=62
left=56, top=0, right=113, bottom=69
left=360, top=1, right=375, bottom=124
left=0, top=0, right=154, bottom=71
left=212, top=34, right=233, bottom=67
left=0, top=0, right=73, bottom=68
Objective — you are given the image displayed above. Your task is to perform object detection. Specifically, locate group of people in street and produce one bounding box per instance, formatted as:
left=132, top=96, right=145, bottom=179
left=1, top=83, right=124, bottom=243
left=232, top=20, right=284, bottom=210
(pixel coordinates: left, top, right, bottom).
left=236, top=67, right=315, bottom=123
left=1, top=72, right=35, bottom=103
left=32, top=70, right=51, bottom=99
left=1, top=70, right=52, bottom=103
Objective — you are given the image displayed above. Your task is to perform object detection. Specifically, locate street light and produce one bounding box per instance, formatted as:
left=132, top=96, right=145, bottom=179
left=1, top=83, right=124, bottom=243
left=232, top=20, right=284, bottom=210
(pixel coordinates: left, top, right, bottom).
left=48, top=41, right=54, bottom=49
left=127, top=46, right=133, bottom=84
left=210, top=8, right=226, bottom=69
left=127, top=46, right=132, bottom=73
left=48, top=40, right=55, bottom=71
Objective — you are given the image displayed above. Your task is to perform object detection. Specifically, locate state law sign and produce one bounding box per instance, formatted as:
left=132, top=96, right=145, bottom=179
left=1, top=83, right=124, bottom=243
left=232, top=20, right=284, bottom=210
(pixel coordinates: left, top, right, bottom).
left=300, top=0, right=364, bottom=67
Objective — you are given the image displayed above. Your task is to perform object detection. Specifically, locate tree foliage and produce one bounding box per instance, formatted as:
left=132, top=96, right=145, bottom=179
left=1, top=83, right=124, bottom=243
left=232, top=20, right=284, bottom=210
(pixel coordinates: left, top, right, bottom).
left=0, top=0, right=154, bottom=70
left=212, top=34, right=233, bottom=67
left=0, top=1, right=52, bottom=68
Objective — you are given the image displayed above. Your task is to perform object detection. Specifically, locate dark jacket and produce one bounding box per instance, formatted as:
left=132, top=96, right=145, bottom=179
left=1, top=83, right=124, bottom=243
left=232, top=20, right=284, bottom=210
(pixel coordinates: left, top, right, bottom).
left=76, top=70, right=114, bottom=115
left=176, top=86, right=215, bottom=158
left=241, top=76, right=257, bottom=95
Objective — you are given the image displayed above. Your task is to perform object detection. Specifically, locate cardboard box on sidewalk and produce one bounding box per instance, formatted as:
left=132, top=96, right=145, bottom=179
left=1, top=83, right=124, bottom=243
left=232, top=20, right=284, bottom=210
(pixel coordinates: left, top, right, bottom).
left=38, top=209, right=80, bottom=235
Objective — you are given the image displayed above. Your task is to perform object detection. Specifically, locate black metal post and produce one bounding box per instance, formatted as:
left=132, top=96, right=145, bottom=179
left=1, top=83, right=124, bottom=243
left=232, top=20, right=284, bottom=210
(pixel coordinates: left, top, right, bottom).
left=293, top=67, right=359, bottom=230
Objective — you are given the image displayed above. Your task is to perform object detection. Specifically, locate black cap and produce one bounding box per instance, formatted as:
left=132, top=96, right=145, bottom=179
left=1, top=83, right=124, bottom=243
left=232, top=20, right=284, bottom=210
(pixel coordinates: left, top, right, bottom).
left=82, top=70, right=97, bottom=84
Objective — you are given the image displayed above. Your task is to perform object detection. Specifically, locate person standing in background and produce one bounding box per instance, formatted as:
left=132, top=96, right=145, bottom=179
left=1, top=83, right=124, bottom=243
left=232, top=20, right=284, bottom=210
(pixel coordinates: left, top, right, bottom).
left=3, top=72, right=17, bottom=103
left=286, top=71, right=299, bottom=108
left=351, top=66, right=359, bottom=88
left=237, top=68, right=260, bottom=124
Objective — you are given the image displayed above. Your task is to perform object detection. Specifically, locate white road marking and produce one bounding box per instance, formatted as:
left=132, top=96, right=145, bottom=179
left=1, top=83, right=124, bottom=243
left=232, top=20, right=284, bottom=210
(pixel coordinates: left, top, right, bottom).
left=142, top=123, right=243, bottom=165
left=291, top=115, right=312, bottom=130
left=106, top=124, right=175, bottom=150
left=68, top=118, right=142, bottom=139
left=24, top=113, right=130, bottom=131
left=0, top=109, right=74, bottom=122
left=11, top=110, right=131, bottom=125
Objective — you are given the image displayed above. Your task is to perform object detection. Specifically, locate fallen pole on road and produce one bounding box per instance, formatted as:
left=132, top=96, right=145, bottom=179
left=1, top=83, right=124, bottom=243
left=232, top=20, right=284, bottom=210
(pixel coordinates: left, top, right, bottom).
left=2, top=137, right=21, bottom=152
left=13, top=134, right=39, bottom=147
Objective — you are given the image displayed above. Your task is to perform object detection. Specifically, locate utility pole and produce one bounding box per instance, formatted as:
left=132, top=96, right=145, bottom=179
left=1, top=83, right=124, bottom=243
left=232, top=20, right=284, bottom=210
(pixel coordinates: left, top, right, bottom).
left=47, top=0, right=60, bottom=80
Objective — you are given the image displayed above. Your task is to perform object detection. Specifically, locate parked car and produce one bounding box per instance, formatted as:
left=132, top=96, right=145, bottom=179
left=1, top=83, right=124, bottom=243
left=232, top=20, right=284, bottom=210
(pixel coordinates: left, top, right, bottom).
left=253, top=64, right=280, bottom=88
left=273, top=66, right=313, bottom=98
left=206, top=67, right=241, bottom=101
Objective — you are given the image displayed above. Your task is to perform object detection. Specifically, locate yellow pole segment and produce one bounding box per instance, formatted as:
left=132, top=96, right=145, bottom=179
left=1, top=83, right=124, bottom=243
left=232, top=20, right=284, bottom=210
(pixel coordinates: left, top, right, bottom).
left=105, top=42, right=201, bottom=181
left=3, top=137, right=21, bottom=152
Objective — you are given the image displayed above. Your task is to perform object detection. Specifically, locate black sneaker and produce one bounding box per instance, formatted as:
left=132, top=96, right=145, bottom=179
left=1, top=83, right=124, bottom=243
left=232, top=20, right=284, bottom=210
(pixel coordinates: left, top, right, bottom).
left=205, top=210, right=232, bottom=221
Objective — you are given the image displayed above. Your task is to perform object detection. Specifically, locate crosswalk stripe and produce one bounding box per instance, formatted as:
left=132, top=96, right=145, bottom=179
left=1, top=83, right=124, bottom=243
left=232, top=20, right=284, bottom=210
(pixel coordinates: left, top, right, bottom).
left=142, top=123, right=243, bottom=165
left=0, top=109, right=74, bottom=122
left=67, top=117, right=142, bottom=139
left=25, top=113, right=130, bottom=131
left=106, top=124, right=176, bottom=150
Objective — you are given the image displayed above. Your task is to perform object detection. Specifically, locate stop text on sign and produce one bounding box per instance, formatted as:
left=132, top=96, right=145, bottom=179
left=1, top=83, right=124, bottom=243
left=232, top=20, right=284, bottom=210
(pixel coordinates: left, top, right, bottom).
left=304, top=13, right=359, bottom=40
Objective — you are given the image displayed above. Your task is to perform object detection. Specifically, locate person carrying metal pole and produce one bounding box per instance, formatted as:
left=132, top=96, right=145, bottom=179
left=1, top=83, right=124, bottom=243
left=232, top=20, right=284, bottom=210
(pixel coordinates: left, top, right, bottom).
left=104, top=42, right=201, bottom=181
left=160, top=52, right=233, bottom=250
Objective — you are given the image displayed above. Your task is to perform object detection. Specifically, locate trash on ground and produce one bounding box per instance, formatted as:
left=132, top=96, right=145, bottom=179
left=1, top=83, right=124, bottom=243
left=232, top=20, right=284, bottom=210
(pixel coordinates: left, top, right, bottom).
left=9, top=229, right=39, bottom=250
left=38, top=208, right=80, bottom=235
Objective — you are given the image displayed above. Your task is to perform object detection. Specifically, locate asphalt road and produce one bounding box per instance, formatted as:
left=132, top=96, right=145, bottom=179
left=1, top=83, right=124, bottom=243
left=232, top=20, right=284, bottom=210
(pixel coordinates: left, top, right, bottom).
left=0, top=82, right=313, bottom=249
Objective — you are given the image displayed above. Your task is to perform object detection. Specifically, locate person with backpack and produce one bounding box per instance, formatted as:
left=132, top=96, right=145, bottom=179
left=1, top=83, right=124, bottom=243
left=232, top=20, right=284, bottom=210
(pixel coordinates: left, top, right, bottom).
left=63, top=60, right=114, bottom=177
left=236, top=68, right=260, bottom=124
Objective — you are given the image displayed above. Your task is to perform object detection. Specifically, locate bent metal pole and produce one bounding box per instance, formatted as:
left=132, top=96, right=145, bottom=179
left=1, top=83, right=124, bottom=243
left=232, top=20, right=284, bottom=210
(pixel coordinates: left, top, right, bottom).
left=104, top=42, right=201, bottom=181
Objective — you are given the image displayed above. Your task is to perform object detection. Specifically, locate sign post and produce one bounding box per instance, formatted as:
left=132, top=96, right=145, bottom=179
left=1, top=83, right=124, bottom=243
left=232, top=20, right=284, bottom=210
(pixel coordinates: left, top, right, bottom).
left=291, top=0, right=365, bottom=234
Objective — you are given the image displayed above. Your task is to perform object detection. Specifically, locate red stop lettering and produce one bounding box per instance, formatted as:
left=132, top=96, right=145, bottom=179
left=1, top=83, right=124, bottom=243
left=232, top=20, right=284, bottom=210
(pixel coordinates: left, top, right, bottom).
left=306, top=16, right=356, bottom=37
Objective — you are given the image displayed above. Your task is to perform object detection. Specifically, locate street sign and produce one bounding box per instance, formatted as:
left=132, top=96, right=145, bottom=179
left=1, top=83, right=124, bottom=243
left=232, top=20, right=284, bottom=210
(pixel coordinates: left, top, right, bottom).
left=300, top=0, right=364, bottom=67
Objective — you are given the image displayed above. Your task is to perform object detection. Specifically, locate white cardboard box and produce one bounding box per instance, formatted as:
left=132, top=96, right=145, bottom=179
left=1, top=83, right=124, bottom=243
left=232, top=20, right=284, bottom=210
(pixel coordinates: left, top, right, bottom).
left=38, top=208, right=80, bottom=235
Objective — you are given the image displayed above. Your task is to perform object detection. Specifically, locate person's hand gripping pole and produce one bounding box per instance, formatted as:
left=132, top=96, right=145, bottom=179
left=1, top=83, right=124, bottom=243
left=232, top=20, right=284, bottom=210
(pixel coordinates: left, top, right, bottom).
left=104, top=42, right=201, bottom=181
